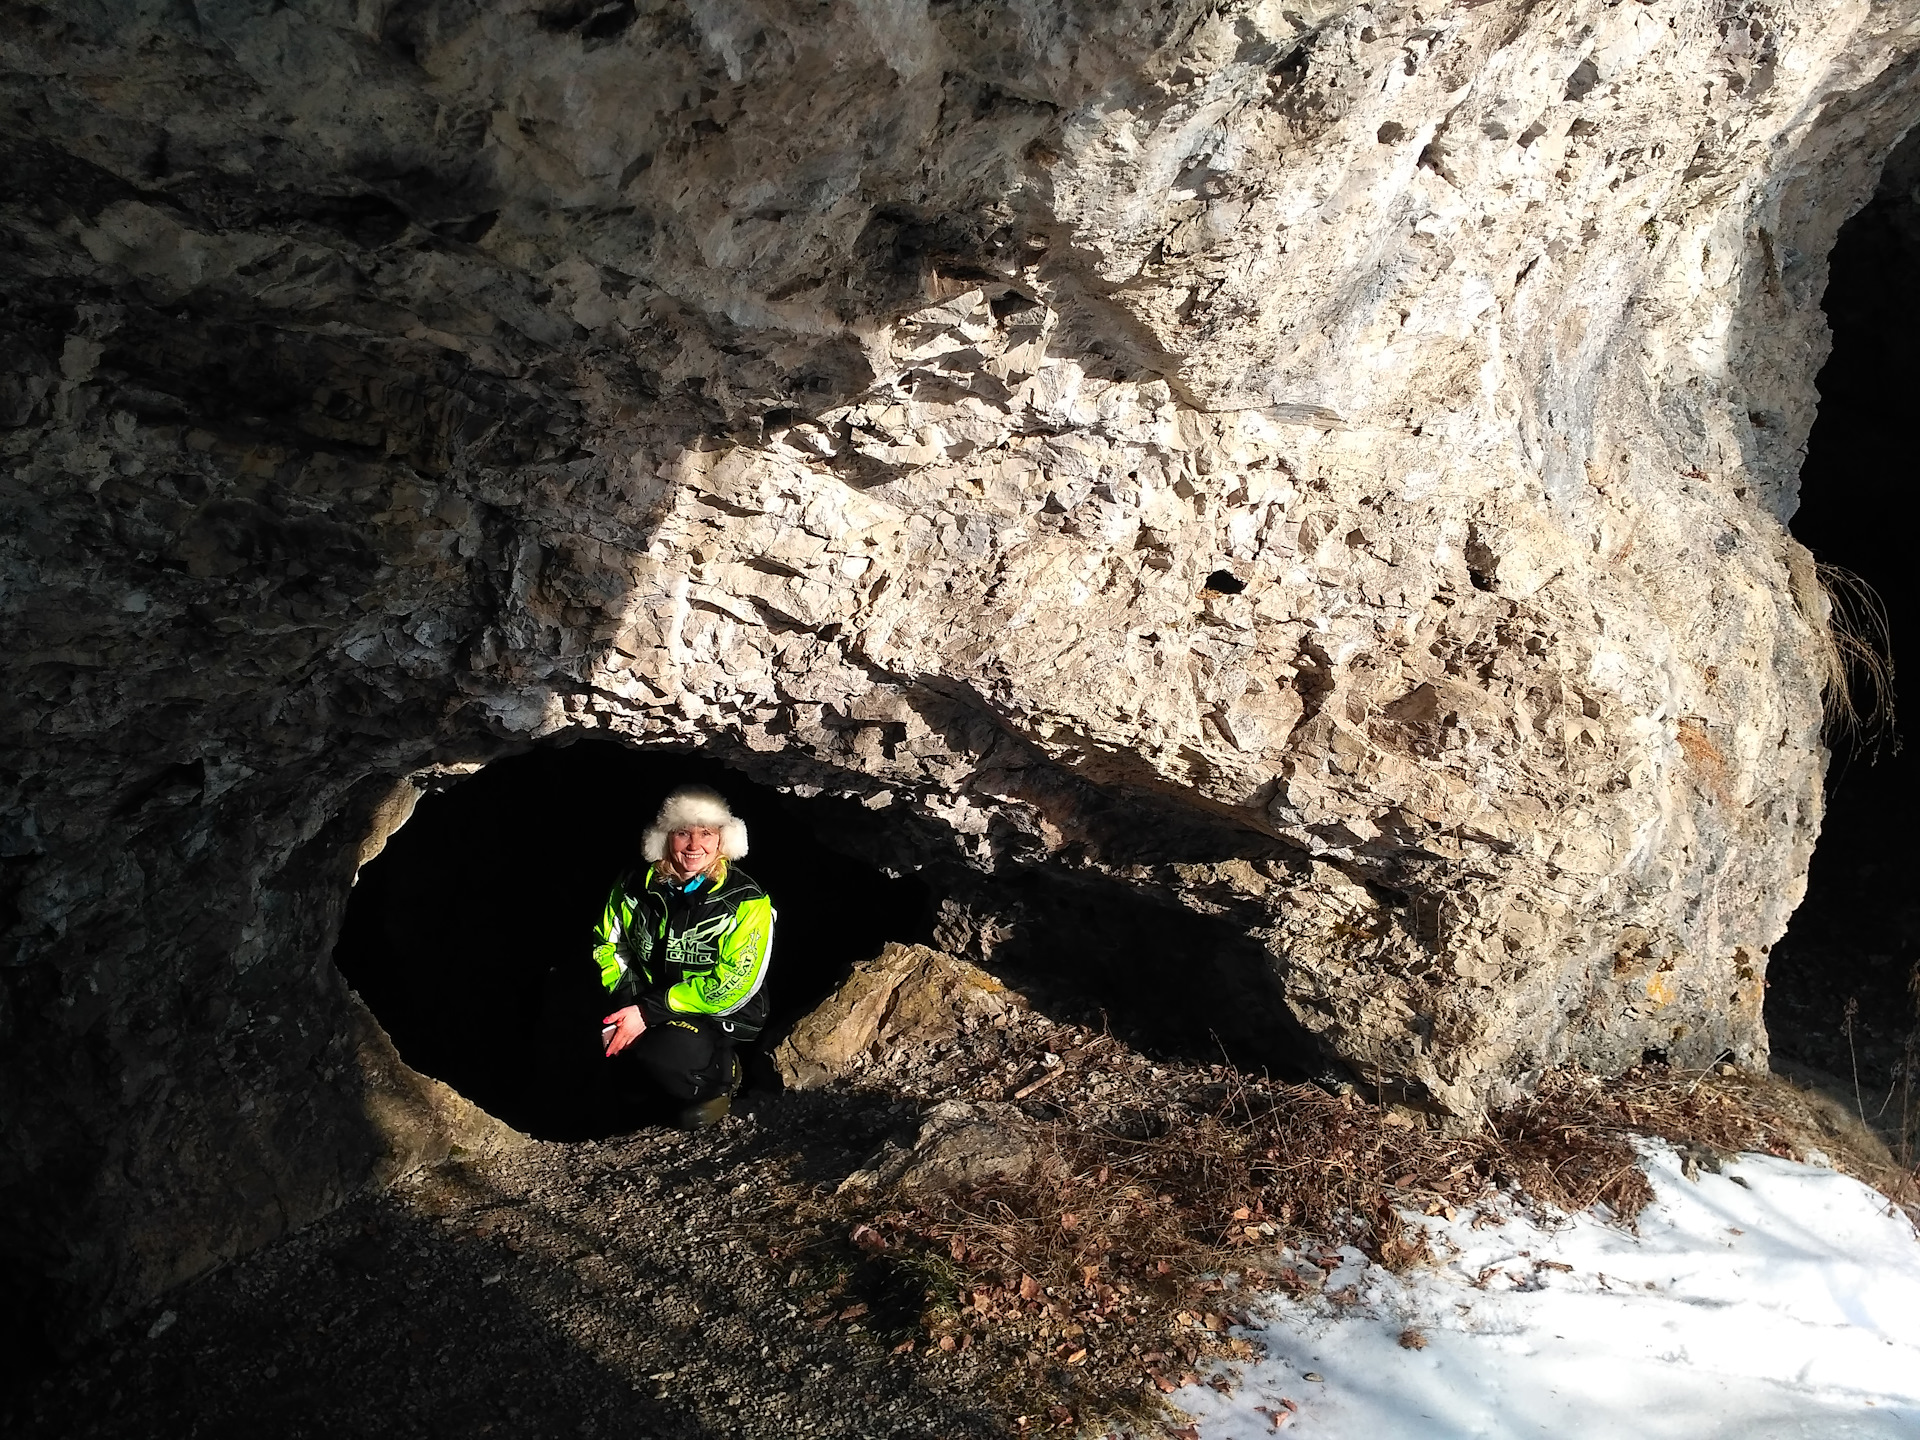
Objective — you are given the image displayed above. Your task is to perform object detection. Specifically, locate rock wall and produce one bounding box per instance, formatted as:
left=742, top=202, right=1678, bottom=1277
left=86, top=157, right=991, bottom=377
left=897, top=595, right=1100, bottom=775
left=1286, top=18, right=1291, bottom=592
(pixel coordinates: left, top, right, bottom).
left=4, top=0, right=1918, bottom=1335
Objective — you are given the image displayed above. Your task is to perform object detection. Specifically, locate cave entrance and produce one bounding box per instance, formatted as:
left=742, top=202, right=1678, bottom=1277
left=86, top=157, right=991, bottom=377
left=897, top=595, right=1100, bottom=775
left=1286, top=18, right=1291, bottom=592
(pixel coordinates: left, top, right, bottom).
left=332, top=740, right=934, bottom=1139
left=333, top=738, right=1315, bottom=1141
left=1770, top=127, right=1919, bottom=1127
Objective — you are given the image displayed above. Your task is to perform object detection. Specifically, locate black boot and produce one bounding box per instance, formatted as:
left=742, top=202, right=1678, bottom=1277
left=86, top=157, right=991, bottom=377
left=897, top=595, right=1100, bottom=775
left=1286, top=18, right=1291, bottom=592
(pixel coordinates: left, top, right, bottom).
left=674, top=1051, right=743, bottom=1129
left=675, top=1092, right=731, bottom=1129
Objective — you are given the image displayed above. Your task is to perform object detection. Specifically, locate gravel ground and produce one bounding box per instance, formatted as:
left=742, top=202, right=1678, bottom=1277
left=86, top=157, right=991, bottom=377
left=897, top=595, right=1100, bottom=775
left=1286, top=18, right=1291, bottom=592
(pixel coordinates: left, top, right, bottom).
left=1, top=1084, right=1020, bottom=1440
left=2, top=991, right=1160, bottom=1440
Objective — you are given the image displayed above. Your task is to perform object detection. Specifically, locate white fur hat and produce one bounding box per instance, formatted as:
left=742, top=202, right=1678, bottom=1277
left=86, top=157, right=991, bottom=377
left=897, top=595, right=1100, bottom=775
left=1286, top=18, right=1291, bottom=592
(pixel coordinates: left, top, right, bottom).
left=642, top=785, right=749, bottom=862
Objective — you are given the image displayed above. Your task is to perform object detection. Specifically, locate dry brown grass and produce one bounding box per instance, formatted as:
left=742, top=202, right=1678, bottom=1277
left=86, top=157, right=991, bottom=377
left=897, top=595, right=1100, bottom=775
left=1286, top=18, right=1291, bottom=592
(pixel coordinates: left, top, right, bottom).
left=1812, top=561, right=1898, bottom=760
left=780, top=1061, right=1917, bottom=1433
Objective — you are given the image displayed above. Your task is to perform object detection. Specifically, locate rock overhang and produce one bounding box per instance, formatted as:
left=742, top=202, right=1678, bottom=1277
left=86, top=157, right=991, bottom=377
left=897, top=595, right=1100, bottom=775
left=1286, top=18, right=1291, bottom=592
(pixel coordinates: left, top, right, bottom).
left=3, top=0, right=1919, bottom=1338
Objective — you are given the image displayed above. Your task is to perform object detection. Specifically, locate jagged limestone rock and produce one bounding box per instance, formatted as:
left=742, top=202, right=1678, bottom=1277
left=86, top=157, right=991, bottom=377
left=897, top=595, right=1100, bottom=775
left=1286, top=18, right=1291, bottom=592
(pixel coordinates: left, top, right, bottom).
left=774, top=942, right=1022, bottom=1091
left=4, top=0, right=1916, bottom=1333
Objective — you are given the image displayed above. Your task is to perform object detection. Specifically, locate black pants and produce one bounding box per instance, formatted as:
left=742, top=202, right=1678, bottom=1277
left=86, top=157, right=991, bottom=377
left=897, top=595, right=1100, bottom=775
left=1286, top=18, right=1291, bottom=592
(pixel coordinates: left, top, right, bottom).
left=609, top=1015, right=734, bottom=1106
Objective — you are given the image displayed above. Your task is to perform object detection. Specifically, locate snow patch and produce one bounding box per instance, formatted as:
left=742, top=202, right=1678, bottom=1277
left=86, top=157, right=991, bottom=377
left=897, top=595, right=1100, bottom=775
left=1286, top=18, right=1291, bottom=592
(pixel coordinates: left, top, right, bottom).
left=1172, top=1142, right=1920, bottom=1438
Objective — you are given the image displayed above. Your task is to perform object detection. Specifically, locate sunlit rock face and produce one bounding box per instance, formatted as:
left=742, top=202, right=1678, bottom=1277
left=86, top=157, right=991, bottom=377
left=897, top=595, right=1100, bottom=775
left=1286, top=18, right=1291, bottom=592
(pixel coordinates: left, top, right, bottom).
left=3, top=0, right=1916, bottom=1333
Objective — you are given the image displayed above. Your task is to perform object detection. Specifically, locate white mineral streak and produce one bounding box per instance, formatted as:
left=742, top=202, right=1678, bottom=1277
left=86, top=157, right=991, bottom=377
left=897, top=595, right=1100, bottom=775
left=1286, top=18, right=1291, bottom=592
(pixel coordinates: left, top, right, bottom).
left=3, top=0, right=1918, bottom=1330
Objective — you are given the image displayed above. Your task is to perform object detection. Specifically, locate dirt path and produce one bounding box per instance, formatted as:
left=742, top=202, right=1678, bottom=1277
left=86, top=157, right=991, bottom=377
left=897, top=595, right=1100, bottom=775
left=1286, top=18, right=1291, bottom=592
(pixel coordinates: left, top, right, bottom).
left=4, top=1089, right=1009, bottom=1440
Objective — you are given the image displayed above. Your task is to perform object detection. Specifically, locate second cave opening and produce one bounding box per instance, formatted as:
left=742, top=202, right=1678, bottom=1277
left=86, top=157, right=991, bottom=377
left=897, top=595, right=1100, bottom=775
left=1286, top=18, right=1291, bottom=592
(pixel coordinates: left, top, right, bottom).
left=1771, top=125, right=1920, bottom=1127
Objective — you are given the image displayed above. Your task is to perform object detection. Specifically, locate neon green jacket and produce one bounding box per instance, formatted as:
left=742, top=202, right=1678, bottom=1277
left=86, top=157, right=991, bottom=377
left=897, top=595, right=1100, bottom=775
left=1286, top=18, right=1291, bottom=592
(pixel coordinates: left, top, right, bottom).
left=592, top=860, right=774, bottom=1037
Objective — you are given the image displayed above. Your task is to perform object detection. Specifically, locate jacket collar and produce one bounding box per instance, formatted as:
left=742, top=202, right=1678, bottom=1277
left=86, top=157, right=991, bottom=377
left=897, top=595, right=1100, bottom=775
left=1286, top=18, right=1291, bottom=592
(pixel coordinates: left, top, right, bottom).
left=645, top=858, right=728, bottom=893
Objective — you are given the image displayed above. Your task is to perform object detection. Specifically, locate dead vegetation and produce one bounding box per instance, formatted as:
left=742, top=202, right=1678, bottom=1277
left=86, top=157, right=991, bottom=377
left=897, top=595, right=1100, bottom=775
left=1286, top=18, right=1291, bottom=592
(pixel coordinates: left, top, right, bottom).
left=762, top=1030, right=1919, bottom=1434
left=1810, top=560, right=1898, bottom=761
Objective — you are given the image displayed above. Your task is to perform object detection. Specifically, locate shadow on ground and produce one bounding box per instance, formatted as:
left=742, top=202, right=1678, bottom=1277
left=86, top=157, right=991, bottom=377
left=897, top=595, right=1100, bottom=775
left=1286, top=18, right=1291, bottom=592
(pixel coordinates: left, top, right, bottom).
left=0, top=1088, right=1003, bottom=1440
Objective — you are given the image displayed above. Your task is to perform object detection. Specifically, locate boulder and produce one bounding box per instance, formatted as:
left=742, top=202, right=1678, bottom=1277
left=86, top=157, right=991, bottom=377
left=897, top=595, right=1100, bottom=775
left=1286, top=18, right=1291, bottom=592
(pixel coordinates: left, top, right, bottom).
left=774, top=943, right=1022, bottom=1090
left=837, top=1100, right=1038, bottom=1197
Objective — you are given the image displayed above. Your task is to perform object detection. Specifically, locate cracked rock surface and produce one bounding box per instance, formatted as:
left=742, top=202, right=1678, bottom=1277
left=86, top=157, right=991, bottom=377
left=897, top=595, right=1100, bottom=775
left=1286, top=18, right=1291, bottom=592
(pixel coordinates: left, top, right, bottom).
left=4, top=0, right=1918, bottom=1335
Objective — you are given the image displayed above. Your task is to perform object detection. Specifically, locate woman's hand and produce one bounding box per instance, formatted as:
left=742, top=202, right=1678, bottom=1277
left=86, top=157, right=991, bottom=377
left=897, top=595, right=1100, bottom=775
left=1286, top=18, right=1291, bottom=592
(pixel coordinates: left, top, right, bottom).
left=603, top=1004, right=645, bottom=1057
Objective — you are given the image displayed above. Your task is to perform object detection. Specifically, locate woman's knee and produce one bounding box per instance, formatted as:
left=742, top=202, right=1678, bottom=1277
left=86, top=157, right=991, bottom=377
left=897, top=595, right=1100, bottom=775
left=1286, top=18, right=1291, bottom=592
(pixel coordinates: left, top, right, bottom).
left=629, top=1020, right=716, bottom=1097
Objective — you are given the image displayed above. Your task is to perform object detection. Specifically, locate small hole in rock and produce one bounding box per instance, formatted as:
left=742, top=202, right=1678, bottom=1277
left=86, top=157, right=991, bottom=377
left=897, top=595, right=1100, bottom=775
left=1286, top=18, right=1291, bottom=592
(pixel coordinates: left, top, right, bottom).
left=1203, top=569, right=1247, bottom=595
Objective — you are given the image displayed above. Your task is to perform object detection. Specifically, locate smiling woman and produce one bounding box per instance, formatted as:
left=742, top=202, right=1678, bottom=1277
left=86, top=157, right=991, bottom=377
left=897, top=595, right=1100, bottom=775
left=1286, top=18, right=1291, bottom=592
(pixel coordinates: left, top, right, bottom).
left=594, top=785, right=772, bottom=1129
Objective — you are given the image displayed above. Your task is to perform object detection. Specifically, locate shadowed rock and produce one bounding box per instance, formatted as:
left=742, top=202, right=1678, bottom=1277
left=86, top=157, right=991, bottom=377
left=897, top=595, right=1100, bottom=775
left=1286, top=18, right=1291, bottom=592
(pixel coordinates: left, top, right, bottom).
left=837, top=1100, right=1039, bottom=1197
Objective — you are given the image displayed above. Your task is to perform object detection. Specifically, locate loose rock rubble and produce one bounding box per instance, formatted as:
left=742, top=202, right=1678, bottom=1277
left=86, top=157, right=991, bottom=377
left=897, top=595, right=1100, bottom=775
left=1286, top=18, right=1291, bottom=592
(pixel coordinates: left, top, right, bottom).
left=2, top=972, right=1283, bottom=1438
left=837, top=1101, right=1040, bottom=1197
left=775, top=942, right=1026, bottom=1093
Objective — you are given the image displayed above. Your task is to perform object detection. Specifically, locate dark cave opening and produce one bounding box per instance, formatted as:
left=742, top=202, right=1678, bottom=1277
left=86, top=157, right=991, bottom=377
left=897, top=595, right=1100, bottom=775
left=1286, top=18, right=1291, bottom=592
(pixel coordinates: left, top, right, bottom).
left=938, top=866, right=1317, bottom=1087
left=332, top=741, right=936, bottom=1140
left=332, top=740, right=1317, bottom=1140
left=1772, top=129, right=1920, bottom=1108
